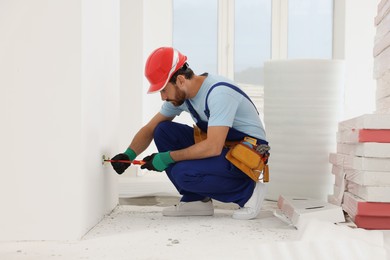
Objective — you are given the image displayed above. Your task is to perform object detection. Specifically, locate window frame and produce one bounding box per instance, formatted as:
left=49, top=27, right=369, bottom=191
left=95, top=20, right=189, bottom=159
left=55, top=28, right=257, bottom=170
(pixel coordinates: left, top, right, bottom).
left=216, top=0, right=335, bottom=79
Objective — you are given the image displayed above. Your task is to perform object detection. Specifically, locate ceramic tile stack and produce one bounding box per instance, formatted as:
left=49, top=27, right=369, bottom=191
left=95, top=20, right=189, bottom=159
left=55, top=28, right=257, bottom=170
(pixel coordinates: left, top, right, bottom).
left=328, top=115, right=390, bottom=229
left=327, top=0, right=390, bottom=230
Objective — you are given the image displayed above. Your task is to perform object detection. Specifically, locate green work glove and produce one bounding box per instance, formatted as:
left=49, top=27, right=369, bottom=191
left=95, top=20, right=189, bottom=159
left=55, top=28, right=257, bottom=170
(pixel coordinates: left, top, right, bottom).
left=141, top=151, right=175, bottom=172
left=111, top=148, right=136, bottom=174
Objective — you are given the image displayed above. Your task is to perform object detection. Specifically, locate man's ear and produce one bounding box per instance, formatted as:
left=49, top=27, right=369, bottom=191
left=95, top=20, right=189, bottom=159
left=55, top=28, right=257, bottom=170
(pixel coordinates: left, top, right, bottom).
left=175, top=75, right=184, bottom=88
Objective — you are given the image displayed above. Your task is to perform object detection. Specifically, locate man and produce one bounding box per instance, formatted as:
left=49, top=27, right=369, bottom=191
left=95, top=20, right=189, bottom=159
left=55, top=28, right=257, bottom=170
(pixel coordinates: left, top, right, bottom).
left=111, top=47, right=268, bottom=220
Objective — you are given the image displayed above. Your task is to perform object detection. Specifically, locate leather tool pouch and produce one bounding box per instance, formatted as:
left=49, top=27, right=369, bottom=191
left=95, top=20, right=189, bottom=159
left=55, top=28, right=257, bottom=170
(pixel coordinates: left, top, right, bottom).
left=225, top=141, right=269, bottom=183
left=193, top=125, right=207, bottom=143
left=193, top=127, right=270, bottom=182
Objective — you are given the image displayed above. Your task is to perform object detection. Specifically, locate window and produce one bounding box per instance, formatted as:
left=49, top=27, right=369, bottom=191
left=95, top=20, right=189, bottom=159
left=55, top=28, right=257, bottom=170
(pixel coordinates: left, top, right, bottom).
left=173, top=0, right=334, bottom=75
left=172, top=0, right=218, bottom=75
left=234, top=0, right=272, bottom=86
left=288, top=0, right=333, bottom=59
left=173, top=0, right=334, bottom=117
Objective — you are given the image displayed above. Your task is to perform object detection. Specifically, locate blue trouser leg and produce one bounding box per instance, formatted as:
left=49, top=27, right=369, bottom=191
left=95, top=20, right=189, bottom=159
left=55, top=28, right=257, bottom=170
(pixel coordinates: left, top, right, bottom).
left=153, top=121, right=254, bottom=207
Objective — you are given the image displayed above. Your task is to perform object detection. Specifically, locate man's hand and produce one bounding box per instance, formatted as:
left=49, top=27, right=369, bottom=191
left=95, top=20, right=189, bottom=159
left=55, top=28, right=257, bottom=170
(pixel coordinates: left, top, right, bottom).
left=141, top=151, right=175, bottom=172
left=111, top=148, right=136, bottom=174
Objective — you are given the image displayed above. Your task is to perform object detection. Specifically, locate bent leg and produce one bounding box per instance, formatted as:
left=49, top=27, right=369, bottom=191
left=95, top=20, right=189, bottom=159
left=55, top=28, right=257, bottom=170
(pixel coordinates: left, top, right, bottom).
left=153, top=121, right=195, bottom=151
left=153, top=121, right=202, bottom=200
left=170, top=149, right=254, bottom=207
left=153, top=121, right=254, bottom=207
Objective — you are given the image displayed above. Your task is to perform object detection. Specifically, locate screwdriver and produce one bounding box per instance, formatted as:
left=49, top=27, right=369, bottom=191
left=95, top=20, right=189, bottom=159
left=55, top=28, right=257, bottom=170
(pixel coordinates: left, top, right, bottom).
left=103, top=159, right=145, bottom=165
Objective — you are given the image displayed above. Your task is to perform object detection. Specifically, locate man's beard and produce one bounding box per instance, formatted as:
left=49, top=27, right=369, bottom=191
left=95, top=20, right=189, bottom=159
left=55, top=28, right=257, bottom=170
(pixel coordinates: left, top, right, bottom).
left=167, top=84, right=186, bottom=107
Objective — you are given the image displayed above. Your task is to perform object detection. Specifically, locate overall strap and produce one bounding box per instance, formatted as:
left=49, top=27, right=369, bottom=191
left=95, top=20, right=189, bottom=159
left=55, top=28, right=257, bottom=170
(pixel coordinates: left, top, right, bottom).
left=185, top=100, right=202, bottom=123
left=204, top=82, right=259, bottom=119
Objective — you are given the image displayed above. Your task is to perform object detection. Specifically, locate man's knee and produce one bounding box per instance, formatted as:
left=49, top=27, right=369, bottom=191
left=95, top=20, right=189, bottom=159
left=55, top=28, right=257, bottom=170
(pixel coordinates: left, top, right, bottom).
left=153, top=121, right=173, bottom=139
left=170, top=162, right=202, bottom=188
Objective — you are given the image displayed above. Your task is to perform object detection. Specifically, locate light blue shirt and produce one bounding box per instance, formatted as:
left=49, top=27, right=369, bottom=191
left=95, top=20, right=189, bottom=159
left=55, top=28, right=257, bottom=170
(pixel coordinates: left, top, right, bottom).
left=160, top=74, right=266, bottom=141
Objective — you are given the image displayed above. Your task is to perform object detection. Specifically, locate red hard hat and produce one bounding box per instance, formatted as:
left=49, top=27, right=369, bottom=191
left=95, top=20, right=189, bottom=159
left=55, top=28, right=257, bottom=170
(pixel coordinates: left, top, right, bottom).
left=144, top=47, right=187, bottom=94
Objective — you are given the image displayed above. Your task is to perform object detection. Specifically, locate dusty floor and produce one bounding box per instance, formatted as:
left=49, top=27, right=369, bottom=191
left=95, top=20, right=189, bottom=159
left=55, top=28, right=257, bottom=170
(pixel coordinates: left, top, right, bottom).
left=1, top=197, right=389, bottom=260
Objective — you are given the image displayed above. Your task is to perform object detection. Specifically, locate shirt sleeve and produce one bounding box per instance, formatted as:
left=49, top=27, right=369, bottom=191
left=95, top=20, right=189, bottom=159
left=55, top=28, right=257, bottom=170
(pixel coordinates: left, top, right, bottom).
left=160, top=101, right=184, bottom=118
left=207, top=88, right=243, bottom=127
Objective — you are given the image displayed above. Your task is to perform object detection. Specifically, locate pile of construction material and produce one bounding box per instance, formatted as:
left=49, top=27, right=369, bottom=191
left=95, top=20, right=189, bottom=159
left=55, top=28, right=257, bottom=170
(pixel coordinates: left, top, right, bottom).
left=328, top=0, right=390, bottom=229
left=329, top=114, right=390, bottom=229
left=374, top=0, right=390, bottom=114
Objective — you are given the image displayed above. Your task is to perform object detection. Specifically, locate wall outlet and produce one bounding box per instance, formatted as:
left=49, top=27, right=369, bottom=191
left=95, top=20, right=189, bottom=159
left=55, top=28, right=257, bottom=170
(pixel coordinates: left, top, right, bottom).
left=102, top=155, right=110, bottom=166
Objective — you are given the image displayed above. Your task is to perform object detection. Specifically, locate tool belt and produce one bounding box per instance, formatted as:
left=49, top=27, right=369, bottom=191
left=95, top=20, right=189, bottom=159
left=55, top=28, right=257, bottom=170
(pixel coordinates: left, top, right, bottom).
left=193, top=126, right=270, bottom=183
left=226, top=139, right=270, bottom=183
left=193, top=125, right=240, bottom=147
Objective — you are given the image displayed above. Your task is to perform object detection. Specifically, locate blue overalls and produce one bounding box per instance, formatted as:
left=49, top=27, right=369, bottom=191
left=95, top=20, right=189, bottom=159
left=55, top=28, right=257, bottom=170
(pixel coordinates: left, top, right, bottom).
left=153, top=82, right=268, bottom=207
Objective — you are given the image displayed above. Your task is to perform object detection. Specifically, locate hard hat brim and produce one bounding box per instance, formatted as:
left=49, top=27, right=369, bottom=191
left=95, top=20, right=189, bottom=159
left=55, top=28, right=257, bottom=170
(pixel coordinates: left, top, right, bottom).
left=147, top=81, right=167, bottom=94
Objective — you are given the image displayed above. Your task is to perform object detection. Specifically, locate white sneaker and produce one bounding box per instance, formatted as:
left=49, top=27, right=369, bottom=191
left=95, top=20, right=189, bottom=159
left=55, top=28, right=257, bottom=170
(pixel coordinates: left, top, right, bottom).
left=162, top=200, right=214, bottom=217
left=232, top=182, right=268, bottom=220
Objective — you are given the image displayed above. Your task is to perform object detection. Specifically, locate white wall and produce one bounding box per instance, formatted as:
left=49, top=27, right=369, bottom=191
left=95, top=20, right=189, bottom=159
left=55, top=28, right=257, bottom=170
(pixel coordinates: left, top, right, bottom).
left=0, top=0, right=119, bottom=240
left=142, top=0, right=173, bottom=129
left=334, top=0, right=379, bottom=119
left=119, top=0, right=172, bottom=160
left=117, top=0, right=177, bottom=195
left=81, top=0, right=120, bottom=238
left=119, top=0, right=144, bottom=177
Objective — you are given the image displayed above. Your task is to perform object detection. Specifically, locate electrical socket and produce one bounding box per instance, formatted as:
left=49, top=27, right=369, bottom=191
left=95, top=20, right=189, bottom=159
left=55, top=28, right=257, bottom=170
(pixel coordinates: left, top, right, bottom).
left=102, top=155, right=110, bottom=166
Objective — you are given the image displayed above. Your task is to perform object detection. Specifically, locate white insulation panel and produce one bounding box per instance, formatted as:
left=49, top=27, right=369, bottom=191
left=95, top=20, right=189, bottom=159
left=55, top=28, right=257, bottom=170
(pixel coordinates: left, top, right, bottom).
left=264, top=60, right=345, bottom=200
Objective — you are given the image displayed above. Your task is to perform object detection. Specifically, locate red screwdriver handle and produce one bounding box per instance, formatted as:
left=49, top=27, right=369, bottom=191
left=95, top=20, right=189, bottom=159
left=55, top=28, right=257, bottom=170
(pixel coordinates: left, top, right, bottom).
left=104, top=159, right=145, bottom=165
left=132, top=160, right=145, bottom=165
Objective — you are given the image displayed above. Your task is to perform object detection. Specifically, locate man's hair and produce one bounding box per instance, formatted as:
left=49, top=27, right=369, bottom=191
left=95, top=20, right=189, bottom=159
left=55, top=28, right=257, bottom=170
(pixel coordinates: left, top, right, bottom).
left=168, top=63, right=194, bottom=84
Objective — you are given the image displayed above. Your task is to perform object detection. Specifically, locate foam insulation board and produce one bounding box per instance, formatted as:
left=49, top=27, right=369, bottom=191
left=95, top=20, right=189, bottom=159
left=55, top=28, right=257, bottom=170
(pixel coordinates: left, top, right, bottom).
left=337, top=143, right=390, bottom=158
left=264, top=59, right=344, bottom=201
left=277, top=195, right=345, bottom=229
left=329, top=153, right=390, bottom=172
left=347, top=181, right=390, bottom=202
left=343, top=192, right=390, bottom=216
left=337, top=113, right=390, bottom=131
left=337, top=129, right=390, bottom=143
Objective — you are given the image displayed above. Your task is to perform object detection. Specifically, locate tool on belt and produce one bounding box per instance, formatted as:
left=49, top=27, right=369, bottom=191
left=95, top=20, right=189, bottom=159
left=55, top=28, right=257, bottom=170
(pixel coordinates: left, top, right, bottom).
left=225, top=137, right=270, bottom=183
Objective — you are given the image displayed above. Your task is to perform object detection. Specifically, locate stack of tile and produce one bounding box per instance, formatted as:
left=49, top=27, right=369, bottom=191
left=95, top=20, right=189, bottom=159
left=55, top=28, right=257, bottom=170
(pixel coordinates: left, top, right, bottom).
left=328, top=114, right=390, bottom=229
left=374, top=0, right=390, bottom=114
left=327, top=0, right=390, bottom=230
